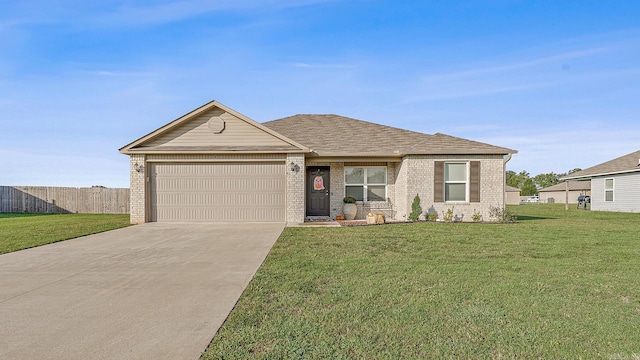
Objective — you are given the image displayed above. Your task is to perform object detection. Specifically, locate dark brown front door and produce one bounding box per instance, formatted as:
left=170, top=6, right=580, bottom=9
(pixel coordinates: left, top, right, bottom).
left=306, top=166, right=330, bottom=216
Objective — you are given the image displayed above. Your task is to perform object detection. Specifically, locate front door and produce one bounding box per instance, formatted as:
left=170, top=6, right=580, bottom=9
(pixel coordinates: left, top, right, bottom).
left=306, top=166, right=330, bottom=216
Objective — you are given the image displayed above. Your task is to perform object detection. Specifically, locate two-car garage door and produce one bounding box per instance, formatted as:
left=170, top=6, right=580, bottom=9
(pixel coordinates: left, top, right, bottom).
left=149, top=163, right=286, bottom=222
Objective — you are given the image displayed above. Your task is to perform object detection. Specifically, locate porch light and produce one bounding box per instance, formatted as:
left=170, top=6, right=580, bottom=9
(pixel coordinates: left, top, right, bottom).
left=290, top=162, right=300, bottom=173
left=134, top=163, right=145, bottom=173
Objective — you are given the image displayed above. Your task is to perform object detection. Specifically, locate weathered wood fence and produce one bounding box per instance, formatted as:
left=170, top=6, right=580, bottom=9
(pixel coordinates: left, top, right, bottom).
left=0, top=186, right=130, bottom=214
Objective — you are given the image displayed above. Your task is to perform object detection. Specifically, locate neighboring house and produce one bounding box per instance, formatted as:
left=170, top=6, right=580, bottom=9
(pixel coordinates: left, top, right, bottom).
left=120, top=101, right=517, bottom=224
left=505, top=185, right=521, bottom=205
left=561, top=150, right=640, bottom=212
left=538, top=181, right=590, bottom=204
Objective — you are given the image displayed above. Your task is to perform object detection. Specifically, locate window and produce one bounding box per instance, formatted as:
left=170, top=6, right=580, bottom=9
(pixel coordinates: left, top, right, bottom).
left=434, top=161, right=480, bottom=203
left=605, top=178, right=614, bottom=202
left=445, top=163, right=468, bottom=201
left=345, top=166, right=387, bottom=201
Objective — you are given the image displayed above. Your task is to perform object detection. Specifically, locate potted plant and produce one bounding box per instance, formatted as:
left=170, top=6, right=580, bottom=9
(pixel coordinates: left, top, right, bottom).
left=342, top=195, right=358, bottom=220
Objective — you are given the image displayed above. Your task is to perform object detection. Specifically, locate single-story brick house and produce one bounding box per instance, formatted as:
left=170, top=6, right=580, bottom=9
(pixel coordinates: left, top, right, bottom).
left=561, top=150, right=640, bottom=212
left=120, top=101, right=517, bottom=224
left=505, top=185, right=521, bottom=205
left=537, top=180, right=591, bottom=204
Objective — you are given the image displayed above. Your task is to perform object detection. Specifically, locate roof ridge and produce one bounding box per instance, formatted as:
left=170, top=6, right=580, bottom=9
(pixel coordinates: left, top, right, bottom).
left=264, top=114, right=436, bottom=137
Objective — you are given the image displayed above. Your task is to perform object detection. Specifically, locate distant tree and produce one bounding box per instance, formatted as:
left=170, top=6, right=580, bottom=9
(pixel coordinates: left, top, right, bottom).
left=521, top=178, right=538, bottom=196
left=506, top=170, right=517, bottom=187
left=508, top=168, right=583, bottom=194
left=533, top=172, right=560, bottom=189
left=507, top=170, right=530, bottom=188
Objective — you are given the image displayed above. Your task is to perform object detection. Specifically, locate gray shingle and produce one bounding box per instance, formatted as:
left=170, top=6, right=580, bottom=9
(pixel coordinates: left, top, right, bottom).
left=562, top=150, right=640, bottom=180
left=263, top=114, right=516, bottom=156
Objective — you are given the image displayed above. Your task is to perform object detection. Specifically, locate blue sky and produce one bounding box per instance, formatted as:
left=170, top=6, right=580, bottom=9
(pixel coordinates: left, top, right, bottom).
left=1, top=0, right=639, bottom=188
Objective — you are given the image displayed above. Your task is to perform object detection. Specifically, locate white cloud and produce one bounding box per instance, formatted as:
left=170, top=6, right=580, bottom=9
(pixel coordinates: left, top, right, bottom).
left=292, top=62, right=356, bottom=69
left=482, top=126, right=640, bottom=175
left=404, top=82, right=557, bottom=102
left=421, top=47, right=610, bottom=82
left=88, top=0, right=341, bottom=28
left=0, top=0, right=341, bottom=29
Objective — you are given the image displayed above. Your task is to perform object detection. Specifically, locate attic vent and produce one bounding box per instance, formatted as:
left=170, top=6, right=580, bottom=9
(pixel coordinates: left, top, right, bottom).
left=208, top=115, right=226, bottom=134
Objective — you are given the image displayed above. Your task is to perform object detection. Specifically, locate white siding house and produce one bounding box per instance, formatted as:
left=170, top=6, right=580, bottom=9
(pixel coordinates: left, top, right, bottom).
left=561, top=150, right=640, bottom=213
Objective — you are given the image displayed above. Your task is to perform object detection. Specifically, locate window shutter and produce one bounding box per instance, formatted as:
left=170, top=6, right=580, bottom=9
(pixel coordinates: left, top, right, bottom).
left=470, top=161, right=481, bottom=203
left=434, top=161, right=444, bottom=202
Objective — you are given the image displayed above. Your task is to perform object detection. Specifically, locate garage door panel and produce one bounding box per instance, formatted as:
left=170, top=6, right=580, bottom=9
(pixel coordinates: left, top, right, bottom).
left=153, top=207, right=285, bottom=222
left=150, top=163, right=285, bottom=222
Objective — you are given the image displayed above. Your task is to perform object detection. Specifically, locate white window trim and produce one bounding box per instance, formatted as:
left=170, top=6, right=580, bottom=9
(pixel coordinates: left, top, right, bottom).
left=444, top=162, right=469, bottom=202
left=345, top=166, right=387, bottom=202
left=604, top=178, right=614, bottom=202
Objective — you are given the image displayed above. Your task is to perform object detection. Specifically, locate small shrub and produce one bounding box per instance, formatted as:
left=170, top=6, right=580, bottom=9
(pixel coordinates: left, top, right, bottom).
left=489, top=205, right=518, bottom=223
left=426, top=213, right=438, bottom=221
left=472, top=209, right=482, bottom=222
left=409, top=194, right=422, bottom=221
left=442, top=207, right=455, bottom=222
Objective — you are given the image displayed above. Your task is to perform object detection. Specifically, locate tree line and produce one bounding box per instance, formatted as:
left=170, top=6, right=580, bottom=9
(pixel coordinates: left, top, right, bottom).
left=506, top=168, right=581, bottom=196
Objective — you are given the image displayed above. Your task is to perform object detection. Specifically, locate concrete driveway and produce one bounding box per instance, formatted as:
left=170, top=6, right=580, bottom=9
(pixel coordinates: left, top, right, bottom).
left=0, top=222, right=284, bottom=360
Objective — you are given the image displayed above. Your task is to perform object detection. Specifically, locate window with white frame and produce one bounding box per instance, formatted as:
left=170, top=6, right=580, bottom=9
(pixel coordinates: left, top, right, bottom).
left=345, top=166, right=387, bottom=201
left=604, top=178, right=614, bottom=202
left=444, top=162, right=468, bottom=201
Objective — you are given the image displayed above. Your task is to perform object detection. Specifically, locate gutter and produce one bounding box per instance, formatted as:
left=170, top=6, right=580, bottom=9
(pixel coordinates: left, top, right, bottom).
left=503, top=153, right=513, bottom=208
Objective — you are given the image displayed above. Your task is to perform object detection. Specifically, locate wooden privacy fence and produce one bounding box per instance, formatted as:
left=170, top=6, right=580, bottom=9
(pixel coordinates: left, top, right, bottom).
left=0, top=186, right=130, bottom=214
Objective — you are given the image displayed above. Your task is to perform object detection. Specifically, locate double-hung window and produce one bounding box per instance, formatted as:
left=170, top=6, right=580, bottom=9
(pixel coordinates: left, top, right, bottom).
left=604, top=178, right=614, bottom=201
left=444, top=163, right=468, bottom=201
left=434, top=161, right=480, bottom=203
left=345, top=166, right=387, bottom=201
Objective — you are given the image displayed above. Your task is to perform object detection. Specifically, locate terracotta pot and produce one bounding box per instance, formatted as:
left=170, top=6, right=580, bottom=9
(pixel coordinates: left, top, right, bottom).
left=342, top=203, right=357, bottom=220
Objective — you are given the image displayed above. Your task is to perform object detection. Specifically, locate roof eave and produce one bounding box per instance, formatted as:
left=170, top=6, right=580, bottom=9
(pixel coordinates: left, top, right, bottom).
left=310, top=150, right=516, bottom=157
left=121, top=149, right=311, bottom=155
left=561, top=168, right=640, bottom=181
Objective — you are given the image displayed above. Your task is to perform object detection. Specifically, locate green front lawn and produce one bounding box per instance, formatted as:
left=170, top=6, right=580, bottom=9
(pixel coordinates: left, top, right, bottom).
left=204, top=205, right=640, bottom=359
left=0, top=213, right=131, bottom=254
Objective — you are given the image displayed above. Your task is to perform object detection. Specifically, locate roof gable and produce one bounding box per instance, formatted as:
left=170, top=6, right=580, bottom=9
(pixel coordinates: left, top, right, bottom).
left=262, top=114, right=516, bottom=156
left=120, top=101, right=309, bottom=154
left=562, top=150, right=640, bottom=180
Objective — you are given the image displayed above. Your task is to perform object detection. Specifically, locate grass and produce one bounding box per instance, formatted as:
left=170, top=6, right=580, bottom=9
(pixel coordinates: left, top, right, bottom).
left=0, top=213, right=131, bottom=254
left=203, top=205, right=640, bottom=359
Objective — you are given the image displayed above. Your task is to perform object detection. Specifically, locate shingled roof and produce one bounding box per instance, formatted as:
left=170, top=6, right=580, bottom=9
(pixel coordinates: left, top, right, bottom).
left=562, top=150, right=640, bottom=180
left=539, top=180, right=591, bottom=192
left=262, top=114, right=516, bottom=157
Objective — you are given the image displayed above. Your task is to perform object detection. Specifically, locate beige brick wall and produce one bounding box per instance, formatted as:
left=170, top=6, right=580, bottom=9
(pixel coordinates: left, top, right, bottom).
left=286, top=154, right=305, bottom=224
left=129, top=154, right=146, bottom=224
left=129, top=153, right=505, bottom=224
left=394, top=155, right=506, bottom=222
left=309, top=161, right=400, bottom=220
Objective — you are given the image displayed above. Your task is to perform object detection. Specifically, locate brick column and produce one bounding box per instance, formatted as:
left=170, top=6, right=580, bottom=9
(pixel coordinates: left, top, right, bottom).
left=286, top=154, right=305, bottom=225
left=129, top=154, right=146, bottom=224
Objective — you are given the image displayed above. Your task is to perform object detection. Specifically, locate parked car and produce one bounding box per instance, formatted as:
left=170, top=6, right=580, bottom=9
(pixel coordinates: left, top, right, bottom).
left=526, top=196, right=539, bottom=203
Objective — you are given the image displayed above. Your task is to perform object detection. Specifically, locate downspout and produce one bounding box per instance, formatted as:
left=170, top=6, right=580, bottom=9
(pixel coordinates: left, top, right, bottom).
left=565, top=180, right=569, bottom=211
left=503, top=153, right=513, bottom=208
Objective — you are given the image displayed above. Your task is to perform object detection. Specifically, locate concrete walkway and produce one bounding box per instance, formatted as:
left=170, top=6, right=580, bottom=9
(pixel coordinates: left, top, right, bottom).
left=0, top=222, right=284, bottom=360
